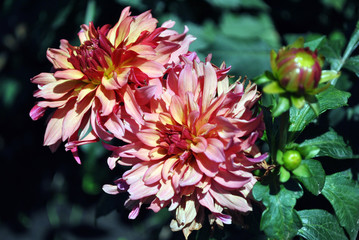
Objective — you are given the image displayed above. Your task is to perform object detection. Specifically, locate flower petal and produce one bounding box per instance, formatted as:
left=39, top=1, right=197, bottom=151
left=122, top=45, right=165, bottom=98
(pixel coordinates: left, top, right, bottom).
left=136, top=129, right=160, bottom=147
left=202, top=62, right=217, bottom=111
left=169, top=95, right=185, bottom=125
left=204, top=138, right=225, bottom=163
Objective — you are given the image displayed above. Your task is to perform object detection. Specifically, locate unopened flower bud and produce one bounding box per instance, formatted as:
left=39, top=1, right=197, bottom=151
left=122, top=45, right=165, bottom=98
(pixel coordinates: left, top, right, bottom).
left=271, top=45, right=324, bottom=94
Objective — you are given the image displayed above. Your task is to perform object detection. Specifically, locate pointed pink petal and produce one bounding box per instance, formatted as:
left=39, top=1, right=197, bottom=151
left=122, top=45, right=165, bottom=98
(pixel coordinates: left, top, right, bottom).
left=134, top=84, right=158, bottom=105
left=197, top=123, right=216, bottom=136
left=107, top=6, right=131, bottom=46
left=195, top=153, right=219, bottom=177
left=126, top=11, right=157, bottom=45
left=46, top=48, right=72, bottom=69
left=156, top=180, right=175, bottom=201
left=123, top=85, right=144, bottom=125
left=169, top=95, right=185, bottom=125
left=128, top=203, right=141, bottom=220
left=213, top=170, right=251, bottom=189
left=136, top=129, right=160, bottom=147
left=90, top=100, right=114, bottom=141
left=202, top=61, right=217, bottom=111
left=195, top=94, right=226, bottom=131
left=128, top=180, right=159, bottom=200
left=37, top=100, right=67, bottom=108
left=169, top=32, right=196, bottom=64
left=209, top=182, right=252, bottom=212
left=190, top=136, right=207, bottom=153
left=70, top=146, right=81, bottom=164
left=148, top=198, right=164, bottom=213
left=143, top=161, right=163, bottom=185
left=162, top=157, right=178, bottom=181
left=213, top=213, right=232, bottom=224
left=197, top=191, right=232, bottom=224
left=102, top=184, right=119, bottom=195
left=123, top=163, right=149, bottom=185
left=62, top=95, right=93, bottom=141
left=31, top=73, right=56, bottom=85
left=44, top=100, right=75, bottom=146
left=96, top=85, right=116, bottom=116
left=77, top=83, right=97, bottom=103
left=54, top=69, right=84, bottom=80
left=204, top=138, right=225, bottom=163
left=137, top=60, right=165, bottom=78
left=128, top=44, right=156, bottom=55
left=102, top=69, right=130, bottom=90
left=30, top=105, right=46, bottom=120
left=178, top=63, right=196, bottom=99
left=148, top=147, right=166, bottom=160
left=213, top=116, right=240, bottom=138
left=34, top=79, right=79, bottom=100
left=104, top=113, right=125, bottom=139
left=179, top=163, right=203, bottom=187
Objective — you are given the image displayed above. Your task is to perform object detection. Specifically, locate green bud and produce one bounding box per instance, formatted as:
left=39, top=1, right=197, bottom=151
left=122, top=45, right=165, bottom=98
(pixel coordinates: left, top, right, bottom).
left=283, top=150, right=302, bottom=171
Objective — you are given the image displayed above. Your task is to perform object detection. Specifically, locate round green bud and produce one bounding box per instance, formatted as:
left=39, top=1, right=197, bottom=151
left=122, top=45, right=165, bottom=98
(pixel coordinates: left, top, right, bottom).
left=283, top=150, right=302, bottom=171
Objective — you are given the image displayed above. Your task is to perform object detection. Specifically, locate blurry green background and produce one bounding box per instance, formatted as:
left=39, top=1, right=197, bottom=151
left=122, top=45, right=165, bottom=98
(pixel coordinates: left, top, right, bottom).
left=0, top=0, right=358, bottom=239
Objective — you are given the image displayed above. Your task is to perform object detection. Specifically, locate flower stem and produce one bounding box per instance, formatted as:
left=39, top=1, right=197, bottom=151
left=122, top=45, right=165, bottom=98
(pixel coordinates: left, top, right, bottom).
left=278, top=110, right=289, bottom=151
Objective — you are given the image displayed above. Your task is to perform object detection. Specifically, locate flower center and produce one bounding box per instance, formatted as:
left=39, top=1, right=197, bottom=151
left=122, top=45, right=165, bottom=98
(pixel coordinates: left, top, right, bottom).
left=68, top=38, right=113, bottom=86
left=160, top=125, right=193, bottom=157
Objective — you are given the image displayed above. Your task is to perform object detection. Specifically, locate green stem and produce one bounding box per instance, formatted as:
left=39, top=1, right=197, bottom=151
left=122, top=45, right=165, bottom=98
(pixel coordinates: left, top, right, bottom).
left=331, top=20, right=359, bottom=85
left=278, top=110, right=289, bottom=152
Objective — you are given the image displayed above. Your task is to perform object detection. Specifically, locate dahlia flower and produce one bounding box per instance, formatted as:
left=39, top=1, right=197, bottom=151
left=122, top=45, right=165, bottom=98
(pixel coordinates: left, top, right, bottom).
left=103, top=53, right=267, bottom=238
left=29, top=7, right=195, bottom=163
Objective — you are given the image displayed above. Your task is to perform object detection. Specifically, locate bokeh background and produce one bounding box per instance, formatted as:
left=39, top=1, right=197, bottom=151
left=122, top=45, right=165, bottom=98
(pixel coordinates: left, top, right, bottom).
left=1, top=0, right=358, bottom=239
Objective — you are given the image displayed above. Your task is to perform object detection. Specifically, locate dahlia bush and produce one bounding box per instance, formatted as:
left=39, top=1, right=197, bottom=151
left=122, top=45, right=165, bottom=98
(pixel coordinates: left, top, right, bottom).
left=30, top=5, right=359, bottom=240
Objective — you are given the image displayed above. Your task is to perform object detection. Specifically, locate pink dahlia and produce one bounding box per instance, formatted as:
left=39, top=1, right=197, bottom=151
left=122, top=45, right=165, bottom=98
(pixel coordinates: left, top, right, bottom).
left=30, top=6, right=195, bottom=163
left=103, top=53, right=267, bottom=238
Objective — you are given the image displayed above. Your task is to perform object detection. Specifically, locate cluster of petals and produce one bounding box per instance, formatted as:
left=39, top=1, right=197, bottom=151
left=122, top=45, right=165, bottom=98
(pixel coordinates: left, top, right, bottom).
left=30, top=6, right=195, bottom=163
left=103, top=53, right=267, bottom=238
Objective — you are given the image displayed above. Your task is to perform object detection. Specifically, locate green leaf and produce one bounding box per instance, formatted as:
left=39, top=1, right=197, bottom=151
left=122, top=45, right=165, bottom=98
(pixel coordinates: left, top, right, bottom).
left=319, top=70, right=341, bottom=84
left=263, top=81, right=285, bottom=94
left=291, top=95, right=306, bottom=109
left=84, top=0, right=96, bottom=23
left=297, top=145, right=320, bottom=159
left=321, top=0, right=346, bottom=11
left=0, top=77, right=20, bottom=108
left=206, top=0, right=242, bottom=9
left=252, top=181, right=303, bottom=239
left=116, top=0, right=145, bottom=10
left=220, top=13, right=279, bottom=48
left=304, top=35, right=326, bottom=51
left=322, top=170, right=359, bottom=240
left=343, top=55, right=359, bottom=77
left=272, top=95, right=290, bottom=117
left=279, top=166, right=291, bottom=183
left=299, top=128, right=358, bottom=159
left=206, top=0, right=269, bottom=10
left=296, top=159, right=325, bottom=195
left=341, top=21, right=359, bottom=64
left=210, top=36, right=272, bottom=78
left=297, top=209, right=348, bottom=240
left=289, top=86, right=351, bottom=138
left=292, top=164, right=311, bottom=178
